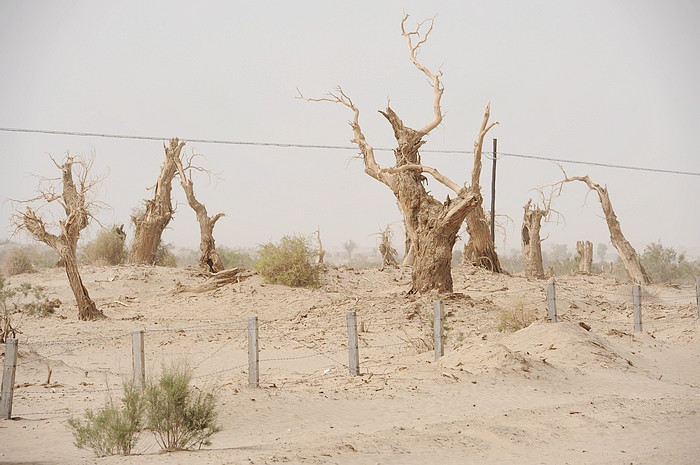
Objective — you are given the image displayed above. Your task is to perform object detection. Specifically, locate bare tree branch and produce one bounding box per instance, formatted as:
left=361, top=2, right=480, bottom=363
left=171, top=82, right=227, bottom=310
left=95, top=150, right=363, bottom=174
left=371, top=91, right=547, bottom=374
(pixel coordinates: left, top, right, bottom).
left=297, top=87, right=392, bottom=187
left=401, top=14, right=444, bottom=136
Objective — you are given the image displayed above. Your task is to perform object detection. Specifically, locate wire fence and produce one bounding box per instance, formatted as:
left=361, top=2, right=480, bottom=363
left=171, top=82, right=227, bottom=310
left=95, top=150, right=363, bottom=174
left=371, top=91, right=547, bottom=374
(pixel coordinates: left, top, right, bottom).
left=2, top=278, right=698, bottom=420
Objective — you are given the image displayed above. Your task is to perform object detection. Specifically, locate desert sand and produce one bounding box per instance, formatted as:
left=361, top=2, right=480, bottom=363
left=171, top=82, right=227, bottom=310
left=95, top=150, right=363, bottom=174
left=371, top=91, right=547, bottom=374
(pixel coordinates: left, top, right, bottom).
left=1, top=264, right=699, bottom=464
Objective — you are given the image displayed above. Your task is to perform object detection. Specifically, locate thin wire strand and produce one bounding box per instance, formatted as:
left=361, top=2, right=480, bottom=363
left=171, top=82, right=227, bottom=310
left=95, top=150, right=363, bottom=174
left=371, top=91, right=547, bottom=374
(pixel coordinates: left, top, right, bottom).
left=1, top=126, right=698, bottom=176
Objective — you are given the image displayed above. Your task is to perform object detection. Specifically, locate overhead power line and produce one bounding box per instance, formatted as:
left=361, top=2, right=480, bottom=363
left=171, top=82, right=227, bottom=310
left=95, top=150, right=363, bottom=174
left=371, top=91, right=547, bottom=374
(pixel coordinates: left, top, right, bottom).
left=0, top=126, right=698, bottom=177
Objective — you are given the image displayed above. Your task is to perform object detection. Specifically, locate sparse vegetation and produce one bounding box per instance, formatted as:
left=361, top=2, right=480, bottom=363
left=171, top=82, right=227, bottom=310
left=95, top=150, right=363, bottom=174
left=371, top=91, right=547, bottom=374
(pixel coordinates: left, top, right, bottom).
left=68, top=365, right=220, bottom=456
left=1, top=278, right=55, bottom=342
left=639, top=242, right=699, bottom=284
left=217, top=246, right=255, bottom=269
left=155, top=242, right=178, bottom=267
left=255, top=234, right=321, bottom=288
left=498, top=300, right=536, bottom=332
left=1, top=247, right=36, bottom=276
left=81, top=225, right=127, bottom=265
left=143, top=364, right=221, bottom=452
left=67, top=382, right=144, bottom=457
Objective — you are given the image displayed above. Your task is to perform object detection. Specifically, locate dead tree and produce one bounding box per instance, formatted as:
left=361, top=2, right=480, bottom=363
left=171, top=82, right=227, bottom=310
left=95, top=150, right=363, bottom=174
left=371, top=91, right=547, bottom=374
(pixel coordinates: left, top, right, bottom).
left=13, top=154, right=105, bottom=320
left=379, top=225, right=399, bottom=269
left=315, top=227, right=325, bottom=265
left=576, top=240, right=593, bottom=274
left=300, top=15, right=496, bottom=293
left=462, top=141, right=503, bottom=273
left=173, top=149, right=225, bottom=273
left=129, top=138, right=184, bottom=265
left=551, top=167, right=651, bottom=284
left=521, top=199, right=548, bottom=279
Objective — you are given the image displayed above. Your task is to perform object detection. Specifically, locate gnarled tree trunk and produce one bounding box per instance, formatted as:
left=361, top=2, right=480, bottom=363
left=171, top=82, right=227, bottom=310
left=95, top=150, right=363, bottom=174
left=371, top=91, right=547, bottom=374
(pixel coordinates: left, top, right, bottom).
left=172, top=150, right=225, bottom=273
left=462, top=122, right=502, bottom=272
left=555, top=170, right=650, bottom=284
left=464, top=205, right=502, bottom=272
left=300, top=15, right=495, bottom=293
left=18, top=156, right=104, bottom=321
left=576, top=240, right=593, bottom=274
left=129, top=138, right=184, bottom=265
left=521, top=199, right=547, bottom=279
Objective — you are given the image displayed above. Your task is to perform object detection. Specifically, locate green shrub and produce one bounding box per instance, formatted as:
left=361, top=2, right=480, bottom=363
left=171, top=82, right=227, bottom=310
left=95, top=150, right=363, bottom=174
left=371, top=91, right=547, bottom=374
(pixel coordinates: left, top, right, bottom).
left=255, top=234, right=321, bottom=288
left=67, top=366, right=220, bottom=456
left=640, top=241, right=700, bottom=284
left=2, top=247, right=35, bottom=276
left=1, top=278, right=54, bottom=342
left=217, top=246, right=255, bottom=269
left=498, top=301, right=536, bottom=332
left=67, top=382, right=144, bottom=457
left=144, top=365, right=220, bottom=451
left=82, top=225, right=127, bottom=265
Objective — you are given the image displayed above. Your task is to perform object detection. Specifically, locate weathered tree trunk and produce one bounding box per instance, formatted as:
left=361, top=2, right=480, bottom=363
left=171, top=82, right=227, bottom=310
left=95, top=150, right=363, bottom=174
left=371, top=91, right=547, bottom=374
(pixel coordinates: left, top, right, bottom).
left=401, top=224, right=414, bottom=266
left=18, top=156, right=105, bottom=321
left=315, top=228, right=325, bottom=265
left=464, top=204, right=502, bottom=272
left=462, top=121, right=502, bottom=273
left=129, top=138, right=184, bottom=265
left=300, top=15, right=495, bottom=293
left=558, top=172, right=650, bottom=284
left=521, top=199, right=547, bottom=279
left=64, top=252, right=103, bottom=320
left=379, top=225, right=398, bottom=268
left=172, top=151, right=225, bottom=273
left=576, top=240, right=593, bottom=274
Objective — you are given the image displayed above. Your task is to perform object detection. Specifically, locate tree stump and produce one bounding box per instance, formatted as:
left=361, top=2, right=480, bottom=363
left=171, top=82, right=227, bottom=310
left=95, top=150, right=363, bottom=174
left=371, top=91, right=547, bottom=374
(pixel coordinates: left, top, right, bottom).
left=576, top=240, right=593, bottom=274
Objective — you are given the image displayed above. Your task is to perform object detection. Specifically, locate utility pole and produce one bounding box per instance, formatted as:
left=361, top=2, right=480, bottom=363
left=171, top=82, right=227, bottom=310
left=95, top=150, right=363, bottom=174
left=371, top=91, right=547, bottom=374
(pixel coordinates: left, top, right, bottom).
left=490, top=138, right=497, bottom=244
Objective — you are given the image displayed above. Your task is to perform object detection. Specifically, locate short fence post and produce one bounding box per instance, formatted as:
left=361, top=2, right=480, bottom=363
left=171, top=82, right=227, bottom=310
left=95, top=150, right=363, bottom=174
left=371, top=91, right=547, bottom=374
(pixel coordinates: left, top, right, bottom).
left=433, top=300, right=444, bottom=359
left=1, top=338, right=18, bottom=419
left=248, top=316, right=259, bottom=388
left=547, top=278, right=557, bottom=323
left=695, top=277, right=700, bottom=319
left=132, top=331, right=145, bottom=389
left=346, top=311, right=360, bottom=376
left=633, top=285, right=643, bottom=332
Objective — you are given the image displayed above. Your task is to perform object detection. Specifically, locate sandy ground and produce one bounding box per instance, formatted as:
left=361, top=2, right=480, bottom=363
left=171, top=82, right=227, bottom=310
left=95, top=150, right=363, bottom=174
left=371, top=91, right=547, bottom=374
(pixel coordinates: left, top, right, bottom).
left=1, top=264, right=699, bottom=464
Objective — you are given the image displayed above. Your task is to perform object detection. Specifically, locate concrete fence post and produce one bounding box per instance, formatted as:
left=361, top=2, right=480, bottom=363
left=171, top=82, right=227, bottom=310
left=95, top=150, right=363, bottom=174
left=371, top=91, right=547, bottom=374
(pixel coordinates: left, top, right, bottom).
left=1, top=338, right=18, bottom=419
left=248, top=317, right=259, bottom=388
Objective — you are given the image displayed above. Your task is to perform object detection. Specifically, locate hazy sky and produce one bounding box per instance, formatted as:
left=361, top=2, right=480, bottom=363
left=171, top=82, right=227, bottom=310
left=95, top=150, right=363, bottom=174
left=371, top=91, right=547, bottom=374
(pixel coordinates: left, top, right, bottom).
left=1, top=1, right=698, bottom=259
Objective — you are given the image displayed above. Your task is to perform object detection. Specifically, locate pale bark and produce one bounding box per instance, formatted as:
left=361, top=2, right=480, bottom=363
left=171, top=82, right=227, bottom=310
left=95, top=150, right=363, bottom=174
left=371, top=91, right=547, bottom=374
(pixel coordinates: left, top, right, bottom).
left=379, top=225, right=398, bottom=268
left=521, top=199, right=547, bottom=279
left=17, top=156, right=104, bottom=320
left=299, top=15, right=495, bottom=293
left=173, top=151, right=225, bottom=273
left=129, top=138, right=184, bottom=265
left=576, top=240, right=593, bottom=274
left=315, top=228, right=325, bottom=265
left=462, top=105, right=502, bottom=272
left=554, top=170, right=650, bottom=284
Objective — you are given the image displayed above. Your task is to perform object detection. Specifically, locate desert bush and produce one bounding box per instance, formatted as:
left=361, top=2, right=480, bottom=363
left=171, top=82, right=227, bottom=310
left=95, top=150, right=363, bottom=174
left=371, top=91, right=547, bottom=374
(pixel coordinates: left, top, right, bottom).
left=217, top=246, right=255, bottom=269
left=1, top=278, right=55, bottom=342
left=1, top=247, right=36, bottom=276
left=143, top=364, right=221, bottom=451
left=498, top=300, right=536, bottom=332
left=640, top=241, right=700, bottom=284
left=82, top=226, right=127, bottom=265
left=155, top=242, right=178, bottom=267
left=255, top=234, right=321, bottom=288
left=68, top=382, right=144, bottom=457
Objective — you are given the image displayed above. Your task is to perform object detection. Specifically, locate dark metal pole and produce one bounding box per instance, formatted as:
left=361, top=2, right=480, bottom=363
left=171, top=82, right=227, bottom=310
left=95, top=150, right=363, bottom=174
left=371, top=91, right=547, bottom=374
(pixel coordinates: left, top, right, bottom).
left=490, top=138, right=497, bottom=244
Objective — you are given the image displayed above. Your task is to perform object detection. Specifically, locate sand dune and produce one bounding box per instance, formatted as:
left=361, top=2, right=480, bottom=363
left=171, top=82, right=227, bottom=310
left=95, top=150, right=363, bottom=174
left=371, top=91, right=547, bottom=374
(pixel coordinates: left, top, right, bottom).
left=1, top=264, right=698, bottom=464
